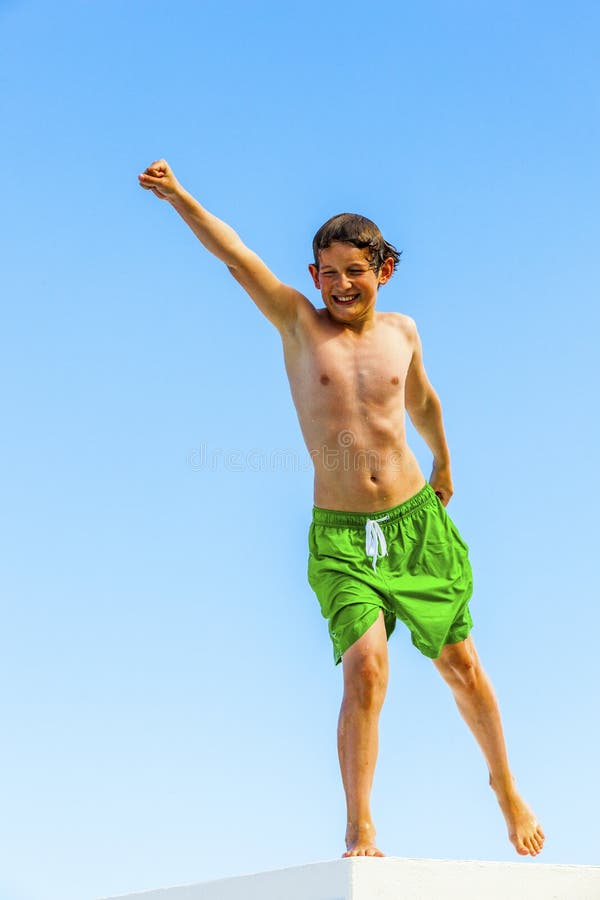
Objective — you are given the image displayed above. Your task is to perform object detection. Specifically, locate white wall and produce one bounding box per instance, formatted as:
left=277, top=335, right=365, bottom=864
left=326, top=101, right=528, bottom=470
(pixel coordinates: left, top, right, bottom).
left=101, top=856, right=600, bottom=900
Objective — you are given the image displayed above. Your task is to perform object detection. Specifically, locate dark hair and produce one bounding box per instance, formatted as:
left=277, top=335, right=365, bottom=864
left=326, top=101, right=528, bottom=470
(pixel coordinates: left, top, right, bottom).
left=312, top=213, right=402, bottom=273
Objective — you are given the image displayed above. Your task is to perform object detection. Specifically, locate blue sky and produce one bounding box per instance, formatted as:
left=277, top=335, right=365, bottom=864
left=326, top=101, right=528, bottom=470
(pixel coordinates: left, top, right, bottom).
left=1, top=1, right=599, bottom=898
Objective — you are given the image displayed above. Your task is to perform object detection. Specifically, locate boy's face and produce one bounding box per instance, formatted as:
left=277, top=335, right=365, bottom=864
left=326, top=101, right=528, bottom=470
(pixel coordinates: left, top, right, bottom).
left=308, top=242, right=394, bottom=327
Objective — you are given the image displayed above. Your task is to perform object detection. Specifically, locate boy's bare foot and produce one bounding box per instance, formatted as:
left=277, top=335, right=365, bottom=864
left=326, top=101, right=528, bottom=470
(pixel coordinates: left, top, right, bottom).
left=490, top=775, right=545, bottom=856
left=343, top=821, right=385, bottom=857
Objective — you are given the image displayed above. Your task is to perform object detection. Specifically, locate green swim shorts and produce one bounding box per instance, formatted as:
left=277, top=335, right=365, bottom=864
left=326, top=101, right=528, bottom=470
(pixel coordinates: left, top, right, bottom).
left=307, top=483, right=473, bottom=665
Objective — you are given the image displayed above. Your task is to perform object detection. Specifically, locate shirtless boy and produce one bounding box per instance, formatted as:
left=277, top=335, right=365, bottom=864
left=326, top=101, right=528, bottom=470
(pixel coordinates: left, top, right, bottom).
left=138, top=160, right=545, bottom=859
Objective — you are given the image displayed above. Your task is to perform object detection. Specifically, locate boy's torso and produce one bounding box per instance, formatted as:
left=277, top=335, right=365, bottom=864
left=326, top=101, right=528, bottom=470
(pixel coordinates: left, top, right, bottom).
left=281, top=305, right=426, bottom=512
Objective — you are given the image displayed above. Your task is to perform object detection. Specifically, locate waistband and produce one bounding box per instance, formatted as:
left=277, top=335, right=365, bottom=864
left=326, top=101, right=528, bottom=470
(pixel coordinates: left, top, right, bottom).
left=312, top=482, right=436, bottom=527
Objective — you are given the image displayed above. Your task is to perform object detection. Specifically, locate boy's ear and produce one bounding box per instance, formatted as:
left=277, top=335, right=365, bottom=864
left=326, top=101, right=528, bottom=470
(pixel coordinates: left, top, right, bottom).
left=377, top=257, right=395, bottom=286
left=308, top=263, right=321, bottom=289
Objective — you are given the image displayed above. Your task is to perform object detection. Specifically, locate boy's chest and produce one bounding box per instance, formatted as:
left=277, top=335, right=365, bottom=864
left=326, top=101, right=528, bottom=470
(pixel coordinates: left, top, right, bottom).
left=289, top=323, right=413, bottom=409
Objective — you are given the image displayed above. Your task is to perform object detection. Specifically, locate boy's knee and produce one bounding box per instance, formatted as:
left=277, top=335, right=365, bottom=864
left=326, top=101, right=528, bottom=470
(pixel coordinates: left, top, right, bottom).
left=344, top=655, right=388, bottom=708
left=436, top=640, right=481, bottom=691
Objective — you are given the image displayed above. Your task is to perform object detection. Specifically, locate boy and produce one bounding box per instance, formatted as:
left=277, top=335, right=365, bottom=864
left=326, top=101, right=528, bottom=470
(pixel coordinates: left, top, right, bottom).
left=138, top=159, right=545, bottom=858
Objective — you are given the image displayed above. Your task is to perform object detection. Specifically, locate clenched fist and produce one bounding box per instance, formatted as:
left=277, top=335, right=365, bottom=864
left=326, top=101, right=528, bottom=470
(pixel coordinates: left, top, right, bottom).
left=138, top=159, right=183, bottom=201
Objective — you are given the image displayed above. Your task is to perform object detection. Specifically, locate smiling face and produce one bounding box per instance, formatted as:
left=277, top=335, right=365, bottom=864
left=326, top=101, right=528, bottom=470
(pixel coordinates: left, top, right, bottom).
left=308, top=242, right=395, bottom=328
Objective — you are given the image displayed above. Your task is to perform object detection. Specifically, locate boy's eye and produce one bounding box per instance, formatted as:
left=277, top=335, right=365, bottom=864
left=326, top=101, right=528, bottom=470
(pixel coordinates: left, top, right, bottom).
left=320, top=268, right=369, bottom=277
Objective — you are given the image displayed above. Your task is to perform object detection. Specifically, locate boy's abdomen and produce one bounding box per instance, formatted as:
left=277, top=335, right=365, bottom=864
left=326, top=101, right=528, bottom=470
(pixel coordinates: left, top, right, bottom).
left=311, top=439, right=427, bottom=513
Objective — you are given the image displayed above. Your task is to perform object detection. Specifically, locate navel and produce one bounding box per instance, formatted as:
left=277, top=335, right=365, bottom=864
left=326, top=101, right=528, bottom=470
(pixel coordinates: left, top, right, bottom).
left=320, top=374, right=330, bottom=385
left=391, top=376, right=399, bottom=385
left=370, top=475, right=378, bottom=483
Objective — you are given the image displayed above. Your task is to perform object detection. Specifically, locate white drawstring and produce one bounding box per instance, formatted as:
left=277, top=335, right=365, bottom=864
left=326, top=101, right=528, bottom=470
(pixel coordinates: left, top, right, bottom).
left=365, top=516, right=389, bottom=571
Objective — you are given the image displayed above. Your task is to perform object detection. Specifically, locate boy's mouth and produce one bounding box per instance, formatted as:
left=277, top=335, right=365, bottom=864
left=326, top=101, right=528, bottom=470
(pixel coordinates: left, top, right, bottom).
left=332, top=294, right=359, bottom=306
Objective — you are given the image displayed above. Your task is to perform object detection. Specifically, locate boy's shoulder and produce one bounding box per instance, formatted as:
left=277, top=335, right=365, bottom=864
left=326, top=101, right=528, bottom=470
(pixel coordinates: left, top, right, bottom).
left=378, top=311, right=419, bottom=336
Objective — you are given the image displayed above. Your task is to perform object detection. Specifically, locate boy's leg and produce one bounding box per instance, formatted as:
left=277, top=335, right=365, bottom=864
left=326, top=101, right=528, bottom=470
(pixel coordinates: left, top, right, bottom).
left=338, top=610, right=389, bottom=857
left=434, top=635, right=545, bottom=856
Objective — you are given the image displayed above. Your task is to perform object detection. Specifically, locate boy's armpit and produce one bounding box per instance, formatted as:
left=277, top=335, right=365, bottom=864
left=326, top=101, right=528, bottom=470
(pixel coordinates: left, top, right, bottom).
left=228, top=252, right=314, bottom=332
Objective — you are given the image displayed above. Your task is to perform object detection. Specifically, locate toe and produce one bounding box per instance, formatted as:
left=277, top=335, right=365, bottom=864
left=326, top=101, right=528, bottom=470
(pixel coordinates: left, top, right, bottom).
left=534, top=835, right=544, bottom=854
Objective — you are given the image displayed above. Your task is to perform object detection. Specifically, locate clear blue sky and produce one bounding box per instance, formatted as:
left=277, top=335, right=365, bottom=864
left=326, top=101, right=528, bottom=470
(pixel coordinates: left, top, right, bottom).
left=1, top=1, right=599, bottom=898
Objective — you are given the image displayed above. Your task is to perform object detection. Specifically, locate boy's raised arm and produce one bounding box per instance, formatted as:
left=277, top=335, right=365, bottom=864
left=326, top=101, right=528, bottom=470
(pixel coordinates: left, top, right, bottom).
left=138, top=160, right=310, bottom=332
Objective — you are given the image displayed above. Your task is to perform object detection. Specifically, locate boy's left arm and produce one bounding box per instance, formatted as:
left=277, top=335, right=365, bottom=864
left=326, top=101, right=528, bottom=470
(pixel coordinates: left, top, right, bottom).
left=404, top=318, right=454, bottom=505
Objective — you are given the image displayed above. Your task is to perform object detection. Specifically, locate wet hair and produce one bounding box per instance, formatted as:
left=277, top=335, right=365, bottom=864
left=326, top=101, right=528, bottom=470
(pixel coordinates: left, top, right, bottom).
left=312, top=213, right=402, bottom=274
